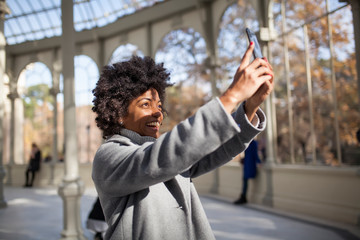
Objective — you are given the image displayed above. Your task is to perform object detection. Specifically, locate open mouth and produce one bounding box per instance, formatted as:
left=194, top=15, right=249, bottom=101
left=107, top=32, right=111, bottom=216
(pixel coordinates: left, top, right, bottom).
left=146, top=121, right=161, bottom=129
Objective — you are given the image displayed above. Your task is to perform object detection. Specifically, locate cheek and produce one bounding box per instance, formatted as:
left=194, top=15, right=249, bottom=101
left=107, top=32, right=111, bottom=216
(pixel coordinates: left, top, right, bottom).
left=133, top=111, right=152, bottom=124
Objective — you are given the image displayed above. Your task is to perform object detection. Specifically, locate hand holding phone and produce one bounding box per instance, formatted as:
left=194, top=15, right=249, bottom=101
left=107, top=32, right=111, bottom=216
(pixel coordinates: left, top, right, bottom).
left=245, top=28, right=263, bottom=59
left=219, top=28, right=274, bottom=116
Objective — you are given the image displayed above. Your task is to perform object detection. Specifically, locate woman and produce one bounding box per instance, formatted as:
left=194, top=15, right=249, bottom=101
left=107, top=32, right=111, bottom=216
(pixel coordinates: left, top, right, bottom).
left=234, top=139, right=261, bottom=205
left=92, top=42, right=274, bottom=240
left=24, top=143, right=42, bottom=187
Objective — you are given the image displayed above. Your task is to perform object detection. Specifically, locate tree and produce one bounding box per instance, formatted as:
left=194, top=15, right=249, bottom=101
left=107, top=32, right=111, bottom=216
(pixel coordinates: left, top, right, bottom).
left=156, top=28, right=210, bottom=130
left=23, top=83, right=54, bottom=160
left=271, top=0, right=359, bottom=165
left=217, top=0, right=259, bottom=93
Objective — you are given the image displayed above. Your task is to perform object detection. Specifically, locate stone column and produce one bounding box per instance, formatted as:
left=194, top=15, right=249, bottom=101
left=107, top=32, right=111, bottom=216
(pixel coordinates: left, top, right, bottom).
left=57, top=1, right=86, bottom=239
left=198, top=0, right=221, bottom=194
left=347, top=0, right=360, bottom=111
left=258, top=0, right=276, bottom=207
left=49, top=66, right=60, bottom=185
left=6, top=89, right=17, bottom=186
left=259, top=30, right=277, bottom=165
left=0, top=0, right=10, bottom=208
left=146, top=23, right=153, bottom=58
left=260, top=35, right=275, bottom=207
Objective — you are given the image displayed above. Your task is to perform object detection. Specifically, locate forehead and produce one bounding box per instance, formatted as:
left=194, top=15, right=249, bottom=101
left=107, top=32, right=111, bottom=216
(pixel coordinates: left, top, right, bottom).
left=137, top=88, right=160, bottom=100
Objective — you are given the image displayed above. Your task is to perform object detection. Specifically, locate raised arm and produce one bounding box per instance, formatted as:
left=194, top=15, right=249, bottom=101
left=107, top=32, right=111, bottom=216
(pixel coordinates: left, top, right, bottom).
left=219, top=42, right=274, bottom=121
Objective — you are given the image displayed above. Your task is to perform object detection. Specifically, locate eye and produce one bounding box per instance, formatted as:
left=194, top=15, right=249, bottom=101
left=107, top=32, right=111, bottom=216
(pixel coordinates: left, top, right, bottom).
left=141, top=102, right=150, bottom=108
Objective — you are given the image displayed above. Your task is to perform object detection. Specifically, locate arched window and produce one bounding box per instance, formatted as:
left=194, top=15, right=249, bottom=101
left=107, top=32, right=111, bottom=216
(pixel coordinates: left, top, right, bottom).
left=155, top=28, right=209, bottom=131
left=18, top=62, right=53, bottom=163
left=74, top=55, right=99, bottom=107
left=217, top=1, right=258, bottom=92
left=108, top=43, right=144, bottom=64
left=74, top=55, right=102, bottom=163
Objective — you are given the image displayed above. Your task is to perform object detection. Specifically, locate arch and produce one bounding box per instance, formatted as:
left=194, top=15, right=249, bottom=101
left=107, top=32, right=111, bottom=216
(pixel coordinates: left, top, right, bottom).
left=108, top=43, right=144, bottom=65
left=18, top=62, right=53, bottom=164
left=74, top=55, right=102, bottom=164
left=154, top=27, right=210, bottom=131
left=214, top=0, right=263, bottom=43
left=18, top=62, right=53, bottom=91
left=216, top=1, right=259, bottom=90
left=74, top=55, right=99, bottom=107
left=151, top=11, right=204, bottom=60
left=12, top=52, right=54, bottom=86
left=154, top=27, right=208, bottom=86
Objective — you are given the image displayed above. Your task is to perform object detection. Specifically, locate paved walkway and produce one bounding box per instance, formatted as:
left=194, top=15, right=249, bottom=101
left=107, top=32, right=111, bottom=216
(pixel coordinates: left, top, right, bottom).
left=0, top=186, right=359, bottom=240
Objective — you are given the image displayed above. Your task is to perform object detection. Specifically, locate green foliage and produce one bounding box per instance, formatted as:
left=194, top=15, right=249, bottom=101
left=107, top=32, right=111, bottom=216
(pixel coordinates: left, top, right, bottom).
left=23, top=83, right=53, bottom=120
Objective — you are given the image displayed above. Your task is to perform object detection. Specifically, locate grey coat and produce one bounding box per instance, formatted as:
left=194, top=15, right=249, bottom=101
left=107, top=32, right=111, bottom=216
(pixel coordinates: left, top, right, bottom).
left=92, top=98, right=266, bottom=240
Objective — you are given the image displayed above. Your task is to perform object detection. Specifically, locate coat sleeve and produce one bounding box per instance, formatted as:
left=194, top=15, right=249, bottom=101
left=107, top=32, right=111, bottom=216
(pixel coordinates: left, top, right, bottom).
left=189, top=102, right=266, bottom=178
left=92, top=98, right=264, bottom=197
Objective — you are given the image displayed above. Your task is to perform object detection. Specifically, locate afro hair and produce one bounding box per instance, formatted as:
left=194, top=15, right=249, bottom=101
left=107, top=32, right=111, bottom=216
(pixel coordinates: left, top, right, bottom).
left=92, top=55, right=172, bottom=138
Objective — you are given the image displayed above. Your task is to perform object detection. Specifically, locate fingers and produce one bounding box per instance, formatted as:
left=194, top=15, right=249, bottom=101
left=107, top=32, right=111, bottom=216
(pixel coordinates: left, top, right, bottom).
left=247, top=76, right=274, bottom=108
left=259, top=74, right=273, bottom=84
left=240, top=42, right=255, bottom=69
left=250, top=58, right=274, bottom=82
left=254, top=65, right=273, bottom=79
left=263, top=57, right=273, bottom=70
left=249, top=58, right=269, bottom=70
left=226, top=53, right=274, bottom=111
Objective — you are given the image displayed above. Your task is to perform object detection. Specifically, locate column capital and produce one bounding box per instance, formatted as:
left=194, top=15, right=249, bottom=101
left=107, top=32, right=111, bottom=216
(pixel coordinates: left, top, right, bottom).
left=49, top=87, right=60, bottom=96
left=0, top=1, right=10, bottom=20
left=260, top=27, right=277, bottom=42
left=204, top=56, right=220, bottom=69
left=7, top=92, right=19, bottom=100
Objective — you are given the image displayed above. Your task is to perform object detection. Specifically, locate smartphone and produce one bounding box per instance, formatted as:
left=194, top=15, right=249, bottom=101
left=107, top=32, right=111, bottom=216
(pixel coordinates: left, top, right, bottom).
left=245, top=28, right=263, bottom=59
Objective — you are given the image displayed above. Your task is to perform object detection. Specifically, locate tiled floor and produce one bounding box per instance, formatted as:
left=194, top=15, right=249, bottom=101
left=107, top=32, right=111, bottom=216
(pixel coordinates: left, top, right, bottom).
left=0, top=186, right=359, bottom=240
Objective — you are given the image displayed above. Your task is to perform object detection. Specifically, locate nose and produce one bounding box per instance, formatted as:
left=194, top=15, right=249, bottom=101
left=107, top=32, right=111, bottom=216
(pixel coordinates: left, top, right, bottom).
left=151, top=105, right=163, bottom=118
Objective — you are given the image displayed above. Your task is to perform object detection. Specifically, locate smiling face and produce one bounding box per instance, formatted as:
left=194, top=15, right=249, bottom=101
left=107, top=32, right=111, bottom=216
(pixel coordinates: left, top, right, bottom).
left=122, top=88, right=163, bottom=138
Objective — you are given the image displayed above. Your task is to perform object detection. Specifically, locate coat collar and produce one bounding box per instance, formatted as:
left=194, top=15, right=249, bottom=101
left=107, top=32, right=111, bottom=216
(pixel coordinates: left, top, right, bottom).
left=107, top=128, right=156, bottom=145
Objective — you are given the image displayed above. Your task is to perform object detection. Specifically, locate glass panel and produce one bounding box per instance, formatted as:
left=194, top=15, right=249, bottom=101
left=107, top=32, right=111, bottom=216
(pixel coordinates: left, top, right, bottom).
left=5, top=19, right=20, bottom=36
left=37, top=12, right=51, bottom=29
left=27, top=15, right=41, bottom=32
left=272, top=0, right=358, bottom=166
left=5, top=0, right=167, bottom=45
left=331, top=5, right=359, bottom=165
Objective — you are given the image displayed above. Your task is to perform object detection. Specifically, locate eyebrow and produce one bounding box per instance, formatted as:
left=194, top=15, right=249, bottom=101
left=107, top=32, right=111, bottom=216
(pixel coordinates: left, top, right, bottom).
left=136, top=98, right=162, bottom=104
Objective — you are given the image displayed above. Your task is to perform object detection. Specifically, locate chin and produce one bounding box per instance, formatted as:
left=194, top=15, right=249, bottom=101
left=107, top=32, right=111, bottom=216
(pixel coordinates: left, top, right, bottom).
left=151, top=133, right=160, bottom=139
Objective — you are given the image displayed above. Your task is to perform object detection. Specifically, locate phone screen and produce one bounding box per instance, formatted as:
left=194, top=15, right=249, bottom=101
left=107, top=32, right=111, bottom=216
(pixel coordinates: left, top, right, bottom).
left=245, top=28, right=263, bottom=59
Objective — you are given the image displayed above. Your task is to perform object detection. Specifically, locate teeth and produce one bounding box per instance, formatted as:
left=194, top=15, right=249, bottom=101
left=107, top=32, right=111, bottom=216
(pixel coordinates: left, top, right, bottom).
left=147, top=122, right=160, bottom=127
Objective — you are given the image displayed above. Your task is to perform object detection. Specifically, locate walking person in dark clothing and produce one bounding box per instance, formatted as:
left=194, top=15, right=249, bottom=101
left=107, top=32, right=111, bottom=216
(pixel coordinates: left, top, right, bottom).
left=87, top=197, right=108, bottom=240
left=24, top=143, right=42, bottom=187
left=234, top=139, right=261, bottom=204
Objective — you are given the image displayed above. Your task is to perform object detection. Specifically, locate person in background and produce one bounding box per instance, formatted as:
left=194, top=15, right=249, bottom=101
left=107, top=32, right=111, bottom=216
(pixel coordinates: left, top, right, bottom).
left=24, top=143, right=42, bottom=187
left=87, top=197, right=108, bottom=240
left=234, top=139, right=261, bottom=205
left=257, top=135, right=266, bottom=161
left=91, top=41, right=274, bottom=240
